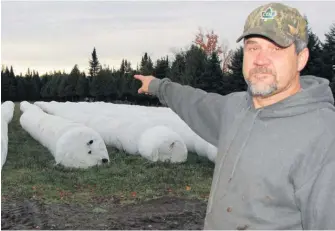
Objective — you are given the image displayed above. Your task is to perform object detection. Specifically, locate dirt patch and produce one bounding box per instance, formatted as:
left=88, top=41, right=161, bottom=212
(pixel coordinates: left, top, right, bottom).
left=1, top=196, right=207, bottom=230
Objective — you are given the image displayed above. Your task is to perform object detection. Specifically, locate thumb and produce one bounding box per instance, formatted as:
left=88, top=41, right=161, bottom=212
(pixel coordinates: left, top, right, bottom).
left=138, top=87, right=145, bottom=94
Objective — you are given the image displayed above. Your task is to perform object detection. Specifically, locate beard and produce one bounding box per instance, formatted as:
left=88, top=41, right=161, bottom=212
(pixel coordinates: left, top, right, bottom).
left=245, top=66, right=278, bottom=97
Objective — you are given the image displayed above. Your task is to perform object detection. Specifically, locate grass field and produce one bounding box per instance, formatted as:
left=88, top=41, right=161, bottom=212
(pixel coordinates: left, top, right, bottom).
left=1, top=102, right=215, bottom=206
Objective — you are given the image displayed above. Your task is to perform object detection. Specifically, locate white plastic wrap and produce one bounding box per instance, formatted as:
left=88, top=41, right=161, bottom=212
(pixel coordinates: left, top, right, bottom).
left=113, top=118, right=188, bottom=163
left=34, top=103, right=188, bottom=163
left=194, top=135, right=217, bottom=162
left=2, top=101, right=15, bottom=123
left=138, top=125, right=188, bottom=163
left=34, top=101, right=218, bottom=162
left=20, top=101, right=43, bottom=113
left=86, top=116, right=124, bottom=147
left=20, top=102, right=110, bottom=168
left=34, top=101, right=94, bottom=124
left=1, top=101, right=15, bottom=169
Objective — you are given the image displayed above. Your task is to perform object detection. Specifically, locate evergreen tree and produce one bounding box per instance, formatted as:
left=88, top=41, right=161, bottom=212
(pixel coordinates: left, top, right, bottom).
left=140, top=52, right=154, bottom=75
left=58, top=75, right=68, bottom=100
left=120, top=59, right=132, bottom=74
left=52, top=72, right=66, bottom=100
left=40, top=74, right=53, bottom=100
left=199, top=52, right=224, bottom=93
left=89, top=47, right=101, bottom=77
left=65, top=64, right=81, bottom=100
left=120, top=59, right=126, bottom=74
left=301, top=24, right=324, bottom=77
left=321, top=23, right=335, bottom=81
left=169, top=53, right=186, bottom=84
left=1, top=66, right=10, bottom=101
left=90, top=67, right=110, bottom=101
left=8, top=66, right=17, bottom=101
left=227, top=46, right=247, bottom=92
left=154, top=56, right=170, bottom=79
left=183, top=45, right=207, bottom=87
left=75, top=72, right=89, bottom=101
left=101, top=67, right=115, bottom=101
left=24, top=71, right=34, bottom=101
left=32, top=73, right=41, bottom=101
left=16, top=77, right=28, bottom=101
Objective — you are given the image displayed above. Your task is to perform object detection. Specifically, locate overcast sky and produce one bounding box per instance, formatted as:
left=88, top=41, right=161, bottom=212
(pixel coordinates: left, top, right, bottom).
left=2, top=1, right=335, bottom=76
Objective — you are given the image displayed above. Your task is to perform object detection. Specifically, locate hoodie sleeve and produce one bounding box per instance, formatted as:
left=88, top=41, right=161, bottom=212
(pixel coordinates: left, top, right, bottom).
left=294, top=140, right=335, bottom=229
left=148, top=78, right=228, bottom=147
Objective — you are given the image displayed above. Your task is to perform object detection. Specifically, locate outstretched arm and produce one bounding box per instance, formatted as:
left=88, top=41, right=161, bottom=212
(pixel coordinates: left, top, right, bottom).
left=134, top=75, right=230, bottom=147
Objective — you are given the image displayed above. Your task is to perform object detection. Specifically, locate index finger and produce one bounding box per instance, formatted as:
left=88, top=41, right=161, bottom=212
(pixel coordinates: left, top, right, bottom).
left=134, top=74, right=144, bottom=80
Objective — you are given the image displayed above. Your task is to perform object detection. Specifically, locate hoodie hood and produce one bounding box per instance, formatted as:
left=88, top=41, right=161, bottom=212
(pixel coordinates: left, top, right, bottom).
left=246, top=75, right=335, bottom=118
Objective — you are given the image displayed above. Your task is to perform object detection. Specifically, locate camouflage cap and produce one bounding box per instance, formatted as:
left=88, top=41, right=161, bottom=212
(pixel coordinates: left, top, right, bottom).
left=236, top=2, right=308, bottom=47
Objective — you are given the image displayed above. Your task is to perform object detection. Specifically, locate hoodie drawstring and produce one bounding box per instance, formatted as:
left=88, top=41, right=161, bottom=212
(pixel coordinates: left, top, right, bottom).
left=229, top=109, right=261, bottom=181
left=207, top=102, right=249, bottom=213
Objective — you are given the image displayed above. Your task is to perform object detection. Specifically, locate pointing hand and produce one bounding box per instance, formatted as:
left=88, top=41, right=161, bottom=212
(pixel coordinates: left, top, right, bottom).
left=133, top=75, right=156, bottom=94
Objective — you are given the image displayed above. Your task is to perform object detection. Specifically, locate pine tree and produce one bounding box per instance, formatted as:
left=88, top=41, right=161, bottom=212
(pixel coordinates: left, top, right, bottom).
left=16, top=77, right=27, bottom=101
left=154, top=56, right=170, bottom=79
left=75, top=72, right=89, bottom=101
left=120, top=59, right=126, bottom=74
left=7, top=66, right=17, bottom=101
left=199, top=52, right=224, bottom=93
left=140, top=52, right=154, bottom=75
left=64, top=64, right=81, bottom=100
left=301, top=19, right=324, bottom=77
left=227, top=46, right=247, bottom=92
left=120, top=59, right=132, bottom=74
left=1, top=66, right=10, bottom=101
left=183, top=45, right=207, bottom=87
left=169, top=53, right=186, bottom=84
left=321, top=23, right=335, bottom=81
left=32, top=73, right=41, bottom=101
left=89, top=47, right=101, bottom=77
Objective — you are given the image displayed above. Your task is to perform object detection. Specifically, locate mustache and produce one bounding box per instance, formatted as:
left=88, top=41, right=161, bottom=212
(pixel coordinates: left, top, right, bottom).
left=249, top=67, right=276, bottom=76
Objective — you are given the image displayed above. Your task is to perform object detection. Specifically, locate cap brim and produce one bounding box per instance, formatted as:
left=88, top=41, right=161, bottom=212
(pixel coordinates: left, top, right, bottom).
left=236, top=28, right=293, bottom=48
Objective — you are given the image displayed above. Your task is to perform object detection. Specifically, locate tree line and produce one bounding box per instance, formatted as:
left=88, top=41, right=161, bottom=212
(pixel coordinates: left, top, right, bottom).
left=2, top=23, right=335, bottom=106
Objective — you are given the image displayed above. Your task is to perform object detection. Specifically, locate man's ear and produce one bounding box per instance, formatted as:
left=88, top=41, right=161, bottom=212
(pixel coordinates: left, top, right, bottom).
left=297, top=47, right=309, bottom=72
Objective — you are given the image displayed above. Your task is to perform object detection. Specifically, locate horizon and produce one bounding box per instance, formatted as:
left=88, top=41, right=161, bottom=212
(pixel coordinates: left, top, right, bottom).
left=2, top=1, right=335, bottom=76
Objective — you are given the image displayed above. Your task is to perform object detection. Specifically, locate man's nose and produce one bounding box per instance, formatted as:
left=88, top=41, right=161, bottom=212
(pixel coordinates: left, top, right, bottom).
left=253, top=49, right=270, bottom=66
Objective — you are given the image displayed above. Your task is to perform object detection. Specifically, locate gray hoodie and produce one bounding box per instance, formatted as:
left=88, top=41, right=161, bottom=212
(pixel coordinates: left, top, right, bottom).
left=148, top=75, right=335, bottom=230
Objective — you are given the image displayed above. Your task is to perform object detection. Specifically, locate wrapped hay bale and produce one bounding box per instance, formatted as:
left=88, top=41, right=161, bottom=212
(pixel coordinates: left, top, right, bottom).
left=1, top=101, right=15, bottom=169
left=34, top=102, right=188, bottom=163
left=20, top=102, right=109, bottom=169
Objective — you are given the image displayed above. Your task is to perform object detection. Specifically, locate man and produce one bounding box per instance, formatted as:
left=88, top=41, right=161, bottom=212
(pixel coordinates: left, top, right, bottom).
left=134, top=2, right=335, bottom=230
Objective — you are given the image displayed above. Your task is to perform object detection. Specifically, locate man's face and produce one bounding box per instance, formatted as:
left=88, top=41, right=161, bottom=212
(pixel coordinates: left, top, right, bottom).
left=242, top=36, right=300, bottom=97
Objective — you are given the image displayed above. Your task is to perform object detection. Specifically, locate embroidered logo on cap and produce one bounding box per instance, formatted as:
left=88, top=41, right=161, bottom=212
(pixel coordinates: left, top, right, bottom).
left=261, top=7, right=277, bottom=21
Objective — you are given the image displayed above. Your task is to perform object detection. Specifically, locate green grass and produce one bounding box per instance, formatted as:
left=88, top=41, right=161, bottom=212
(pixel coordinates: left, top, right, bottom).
left=1, top=102, right=214, bottom=205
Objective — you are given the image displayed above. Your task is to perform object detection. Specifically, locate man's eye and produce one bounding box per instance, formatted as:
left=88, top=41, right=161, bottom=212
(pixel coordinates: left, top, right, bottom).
left=271, top=47, right=281, bottom=51
left=249, top=47, right=258, bottom=51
